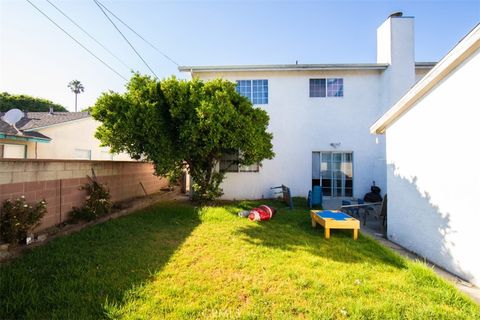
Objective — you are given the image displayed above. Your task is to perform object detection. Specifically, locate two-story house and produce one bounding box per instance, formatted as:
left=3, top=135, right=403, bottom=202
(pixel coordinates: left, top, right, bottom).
left=179, top=13, right=435, bottom=200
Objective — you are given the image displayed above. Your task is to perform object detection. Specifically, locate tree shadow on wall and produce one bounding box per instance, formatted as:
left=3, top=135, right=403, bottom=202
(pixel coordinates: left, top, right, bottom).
left=386, top=163, right=475, bottom=284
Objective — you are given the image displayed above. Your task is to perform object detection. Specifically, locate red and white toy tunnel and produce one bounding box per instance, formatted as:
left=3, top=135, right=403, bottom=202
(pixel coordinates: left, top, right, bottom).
left=248, top=205, right=277, bottom=221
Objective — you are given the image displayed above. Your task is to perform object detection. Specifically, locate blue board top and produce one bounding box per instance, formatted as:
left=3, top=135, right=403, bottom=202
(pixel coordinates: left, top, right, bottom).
left=316, top=210, right=351, bottom=221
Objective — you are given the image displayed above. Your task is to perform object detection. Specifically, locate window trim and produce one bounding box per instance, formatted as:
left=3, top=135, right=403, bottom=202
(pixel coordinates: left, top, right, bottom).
left=309, top=78, right=344, bottom=98
left=312, top=151, right=353, bottom=198
left=236, top=79, right=269, bottom=105
left=74, top=148, right=92, bottom=160
left=0, top=143, right=27, bottom=159
left=239, top=162, right=260, bottom=173
left=219, top=151, right=260, bottom=173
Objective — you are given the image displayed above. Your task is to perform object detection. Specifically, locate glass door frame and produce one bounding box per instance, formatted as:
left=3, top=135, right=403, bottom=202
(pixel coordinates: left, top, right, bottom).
left=312, top=151, right=354, bottom=198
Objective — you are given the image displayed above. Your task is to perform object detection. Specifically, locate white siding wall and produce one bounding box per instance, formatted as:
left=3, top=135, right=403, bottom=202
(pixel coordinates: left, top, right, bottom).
left=386, top=49, right=480, bottom=285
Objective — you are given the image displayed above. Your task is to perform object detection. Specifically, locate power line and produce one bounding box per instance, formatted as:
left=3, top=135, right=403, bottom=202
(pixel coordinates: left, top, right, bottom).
left=95, top=0, right=179, bottom=67
left=93, top=0, right=159, bottom=79
left=25, top=0, right=128, bottom=81
left=46, top=0, right=132, bottom=72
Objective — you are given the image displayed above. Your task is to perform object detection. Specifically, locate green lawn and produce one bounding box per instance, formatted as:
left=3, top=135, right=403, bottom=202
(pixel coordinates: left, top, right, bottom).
left=0, top=200, right=478, bottom=319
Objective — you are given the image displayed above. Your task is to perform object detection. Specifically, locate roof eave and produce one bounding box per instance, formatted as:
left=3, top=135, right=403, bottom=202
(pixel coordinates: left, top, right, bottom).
left=179, top=62, right=438, bottom=73
left=179, top=63, right=390, bottom=73
left=0, top=133, right=51, bottom=143
left=414, top=62, right=437, bottom=68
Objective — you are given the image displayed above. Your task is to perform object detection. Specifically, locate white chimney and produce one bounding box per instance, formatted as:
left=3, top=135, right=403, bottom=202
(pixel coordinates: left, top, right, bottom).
left=377, top=13, right=415, bottom=111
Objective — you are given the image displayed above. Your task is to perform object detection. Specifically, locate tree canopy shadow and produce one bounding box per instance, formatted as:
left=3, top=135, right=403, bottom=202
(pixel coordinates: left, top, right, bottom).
left=0, top=201, right=200, bottom=320
left=229, top=199, right=406, bottom=269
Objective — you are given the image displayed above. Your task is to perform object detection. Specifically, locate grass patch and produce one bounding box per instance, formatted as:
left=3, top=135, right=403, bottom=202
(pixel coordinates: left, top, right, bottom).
left=0, top=200, right=478, bottom=319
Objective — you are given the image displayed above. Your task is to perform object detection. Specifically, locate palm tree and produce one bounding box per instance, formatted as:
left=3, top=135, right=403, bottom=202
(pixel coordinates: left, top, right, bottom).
left=68, top=80, right=85, bottom=112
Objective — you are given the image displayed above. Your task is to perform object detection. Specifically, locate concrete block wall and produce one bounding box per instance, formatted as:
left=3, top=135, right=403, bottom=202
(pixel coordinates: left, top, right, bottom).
left=0, top=160, right=168, bottom=231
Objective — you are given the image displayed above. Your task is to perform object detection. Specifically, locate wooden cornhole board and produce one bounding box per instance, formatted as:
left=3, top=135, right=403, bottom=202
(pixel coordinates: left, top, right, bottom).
left=310, top=210, right=360, bottom=240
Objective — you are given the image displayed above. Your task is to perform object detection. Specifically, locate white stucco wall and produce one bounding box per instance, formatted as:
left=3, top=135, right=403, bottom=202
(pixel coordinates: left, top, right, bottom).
left=186, top=15, right=432, bottom=200
left=195, top=69, right=388, bottom=200
left=194, top=66, right=429, bottom=200
left=377, top=17, right=416, bottom=112
left=385, top=48, right=480, bottom=285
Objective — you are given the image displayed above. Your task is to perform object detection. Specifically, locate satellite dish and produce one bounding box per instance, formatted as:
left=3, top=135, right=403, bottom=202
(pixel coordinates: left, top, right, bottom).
left=2, top=108, right=24, bottom=135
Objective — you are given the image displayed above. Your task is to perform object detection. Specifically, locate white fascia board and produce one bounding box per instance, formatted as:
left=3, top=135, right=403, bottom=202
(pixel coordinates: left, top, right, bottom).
left=370, top=24, right=480, bottom=134
left=178, top=63, right=389, bottom=73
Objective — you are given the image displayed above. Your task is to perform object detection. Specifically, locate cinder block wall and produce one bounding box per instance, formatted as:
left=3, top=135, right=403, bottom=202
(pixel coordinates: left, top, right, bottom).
left=0, top=160, right=168, bottom=231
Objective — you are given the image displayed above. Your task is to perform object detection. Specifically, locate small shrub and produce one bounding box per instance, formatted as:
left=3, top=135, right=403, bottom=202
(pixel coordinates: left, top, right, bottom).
left=0, top=196, right=47, bottom=244
left=166, top=167, right=183, bottom=190
left=70, top=174, right=112, bottom=222
left=69, top=207, right=95, bottom=222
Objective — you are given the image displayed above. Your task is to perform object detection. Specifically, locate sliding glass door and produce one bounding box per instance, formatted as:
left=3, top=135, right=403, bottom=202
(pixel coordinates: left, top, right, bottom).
left=312, top=152, right=353, bottom=197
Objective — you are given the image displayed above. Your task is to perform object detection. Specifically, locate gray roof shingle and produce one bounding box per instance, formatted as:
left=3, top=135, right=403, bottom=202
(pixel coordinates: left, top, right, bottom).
left=0, top=111, right=90, bottom=141
left=14, top=112, right=90, bottom=130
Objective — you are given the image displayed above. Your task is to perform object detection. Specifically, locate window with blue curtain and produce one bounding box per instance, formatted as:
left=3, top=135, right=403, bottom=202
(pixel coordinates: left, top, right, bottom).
left=252, top=80, right=268, bottom=104
left=236, top=79, right=268, bottom=104
left=236, top=80, right=252, bottom=101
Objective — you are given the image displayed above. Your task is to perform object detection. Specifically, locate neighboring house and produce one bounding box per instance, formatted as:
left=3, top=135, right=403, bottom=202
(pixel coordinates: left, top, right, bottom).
left=371, top=25, right=480, bottom=285
left=0, top=110, right=131, bottom=161
left=180, top=13, right=435, bottom=200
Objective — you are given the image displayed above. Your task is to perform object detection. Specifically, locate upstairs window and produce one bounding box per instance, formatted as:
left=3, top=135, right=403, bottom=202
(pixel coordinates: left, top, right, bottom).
left=236, top=80, right=268, bottom=104
left=310, top=78, right=343, bottom=97
left=310, top=79, right=326, bottom=97
left=236, top=80, right=252, bottom=101
left=327, top=78, right=344, bottom=97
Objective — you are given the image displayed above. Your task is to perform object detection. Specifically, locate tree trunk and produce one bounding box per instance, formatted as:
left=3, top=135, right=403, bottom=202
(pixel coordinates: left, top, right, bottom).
left=75, top=93, right=78, bottom=112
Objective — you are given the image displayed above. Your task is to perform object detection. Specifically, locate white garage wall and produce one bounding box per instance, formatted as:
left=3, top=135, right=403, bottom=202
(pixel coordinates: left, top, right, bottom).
left=386, top=48, right=480, bottom=285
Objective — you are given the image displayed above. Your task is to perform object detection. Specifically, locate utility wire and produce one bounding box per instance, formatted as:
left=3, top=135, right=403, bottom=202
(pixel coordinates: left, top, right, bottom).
left=95, top=0, right=179, bottom=67
left=46, top=0, right=132, bottom=71
left=25, top=0, right=128, bottom=81
left=93, top=0, right=159, bottom=79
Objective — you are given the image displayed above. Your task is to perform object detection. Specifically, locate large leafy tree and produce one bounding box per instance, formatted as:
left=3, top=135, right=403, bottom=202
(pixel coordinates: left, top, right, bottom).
left=92, top=74, right=274, bottom=201
left=0, top=92, right=68, bottom=112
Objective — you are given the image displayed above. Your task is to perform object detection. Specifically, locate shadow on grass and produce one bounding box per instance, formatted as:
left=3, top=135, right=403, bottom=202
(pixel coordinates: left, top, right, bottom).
left=228, top=199, right=406, bottom=269
left=0, top=201, right=200, bottom=320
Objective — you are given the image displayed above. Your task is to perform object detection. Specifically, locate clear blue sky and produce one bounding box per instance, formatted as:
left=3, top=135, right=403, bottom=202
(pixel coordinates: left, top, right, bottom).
left=1, top=0, right=479, bottom=111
